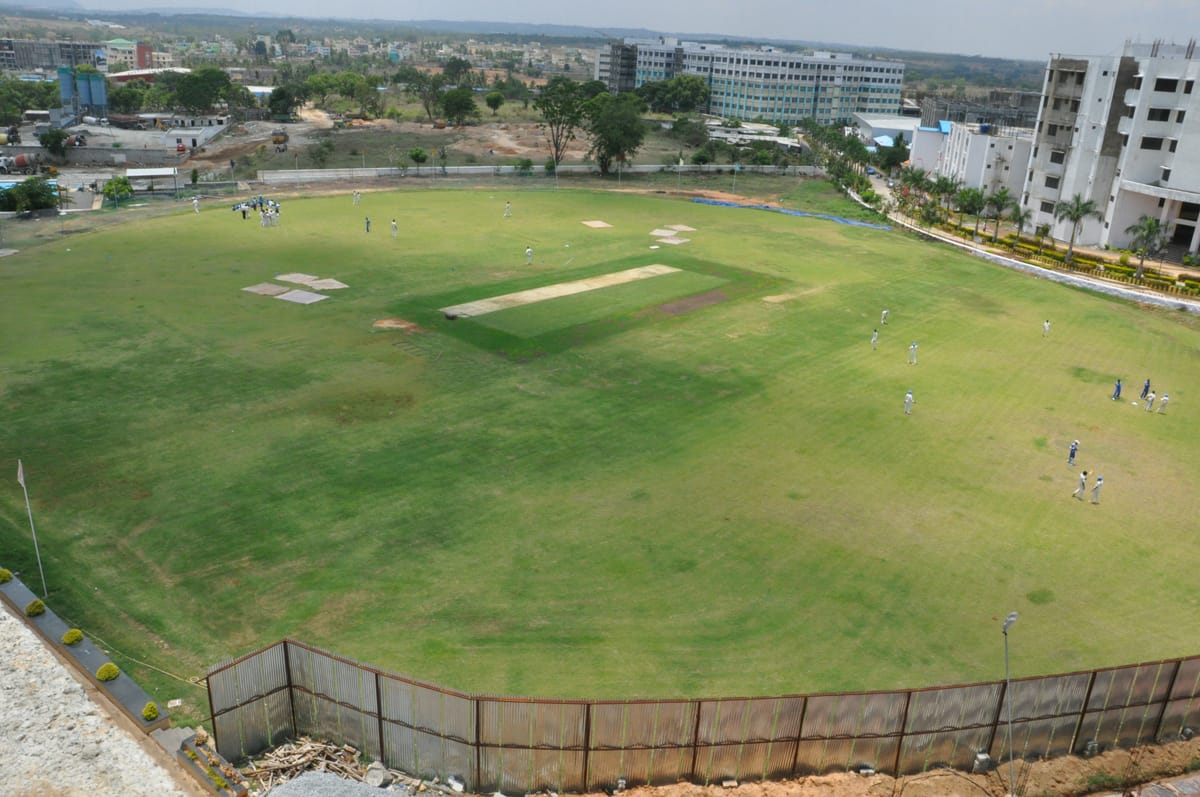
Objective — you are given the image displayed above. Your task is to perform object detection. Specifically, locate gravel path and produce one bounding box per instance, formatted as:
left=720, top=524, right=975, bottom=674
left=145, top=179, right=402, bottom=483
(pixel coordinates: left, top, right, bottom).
left=0, top=603, right=192, bottom=797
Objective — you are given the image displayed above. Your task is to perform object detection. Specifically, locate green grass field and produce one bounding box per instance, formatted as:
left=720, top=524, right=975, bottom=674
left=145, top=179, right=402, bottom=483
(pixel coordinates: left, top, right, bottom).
left=2, top=181, right=1199, bottom=726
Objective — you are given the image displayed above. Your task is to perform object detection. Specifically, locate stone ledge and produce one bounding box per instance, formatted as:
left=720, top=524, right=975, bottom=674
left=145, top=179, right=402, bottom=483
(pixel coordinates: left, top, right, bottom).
left=0, top=568, right=170, bottom=733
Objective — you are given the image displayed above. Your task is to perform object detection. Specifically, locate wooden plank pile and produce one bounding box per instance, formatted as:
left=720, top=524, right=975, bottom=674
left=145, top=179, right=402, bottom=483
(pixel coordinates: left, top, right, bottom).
left=240, top=737, right=366, bottom=792
left=238, top=736, right=442, bottom=794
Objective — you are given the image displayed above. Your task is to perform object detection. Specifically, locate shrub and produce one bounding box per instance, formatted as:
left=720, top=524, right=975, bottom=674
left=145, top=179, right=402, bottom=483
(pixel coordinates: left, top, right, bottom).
left=24, top=599, right=45, bottom=617
left=514, top=157, right=533, bottom=175
left=142, top=701, right=159, bottom=721
left=206, top=767, right=228, bottom=789
left=1085, top=773, right=1124, bottom=792
left=61, top=628, right=83, bottom=645
left=0, top=567, right=10, bottom=583
left=545, top=157, right=556, bottom=174
left=96, top=662, right=120, bottom=681
left=1118, top=250, right=1131, bottom=266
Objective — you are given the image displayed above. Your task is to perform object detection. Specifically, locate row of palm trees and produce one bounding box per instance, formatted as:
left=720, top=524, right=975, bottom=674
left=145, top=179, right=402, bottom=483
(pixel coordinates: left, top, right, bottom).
left=891, top=166, right=1167, bottom=280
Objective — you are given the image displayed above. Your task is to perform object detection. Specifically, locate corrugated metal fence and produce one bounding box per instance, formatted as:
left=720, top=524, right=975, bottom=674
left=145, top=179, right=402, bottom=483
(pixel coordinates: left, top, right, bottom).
left=207, top=641, right=1200, bottom=792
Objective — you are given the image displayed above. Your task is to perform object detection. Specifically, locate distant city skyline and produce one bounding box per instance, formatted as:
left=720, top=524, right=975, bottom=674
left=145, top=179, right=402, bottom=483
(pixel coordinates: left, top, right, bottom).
left=83, top=0, right=1200, bottom=62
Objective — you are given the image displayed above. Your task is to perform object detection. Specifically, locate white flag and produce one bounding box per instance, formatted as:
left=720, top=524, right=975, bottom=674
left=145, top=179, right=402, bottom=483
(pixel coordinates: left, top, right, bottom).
left=17, top=459, right=25, bottom=488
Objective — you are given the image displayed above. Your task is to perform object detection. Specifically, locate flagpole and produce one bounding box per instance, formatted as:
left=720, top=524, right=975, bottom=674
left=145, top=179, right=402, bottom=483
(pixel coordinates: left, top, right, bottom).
left=17, top=460, right=48, bottom=598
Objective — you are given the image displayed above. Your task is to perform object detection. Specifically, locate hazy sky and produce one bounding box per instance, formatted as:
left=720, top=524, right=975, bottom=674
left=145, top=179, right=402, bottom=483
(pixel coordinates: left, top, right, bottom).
left=147, top=0, right=1200, bottom=62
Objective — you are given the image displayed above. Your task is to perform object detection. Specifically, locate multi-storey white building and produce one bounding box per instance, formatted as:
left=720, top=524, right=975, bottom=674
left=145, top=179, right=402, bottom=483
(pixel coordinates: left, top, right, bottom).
left=937, top=122, right=1034, bottom=197
left=596, top=38, right=904, bottom=124
left=1024, top=41, right=1200, bottom=257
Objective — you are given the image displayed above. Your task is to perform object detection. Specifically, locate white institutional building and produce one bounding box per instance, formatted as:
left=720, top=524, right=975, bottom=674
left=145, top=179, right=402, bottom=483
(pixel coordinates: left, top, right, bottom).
left=1023, top=41, right=1200, bottom=257
left=595, top=38, right=904, bottom=124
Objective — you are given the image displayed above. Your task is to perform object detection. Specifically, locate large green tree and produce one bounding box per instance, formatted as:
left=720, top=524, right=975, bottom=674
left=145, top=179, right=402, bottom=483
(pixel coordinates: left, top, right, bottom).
left=0, top=77, right=60, bottom=125
left=876, top=133, right=909, bottom=173
left=583, top=91, right=647, bottom=175
left=533, top=77, right=586, bottom=166
left=1124, top=215, right=1165, bottom=279
left=174, top=67, right=232, bottom=113
left=1054, top=194, right=1102, bottom=264
left=0, top=176, right=58, bottom=211
left=267, top=86, right=303, bottom=118
left=485, top=91, right=504, bottom=116
left=394, top=66, right=445, bottom=122
left=102, top=175, right=133, bottom=209
left=636, top=75, right=711, bottom=113
left=440, top=88, right=481, bottom=126
left=37, top=128, right=69, bottom=157
left=441, top=56, right=475, bottom=86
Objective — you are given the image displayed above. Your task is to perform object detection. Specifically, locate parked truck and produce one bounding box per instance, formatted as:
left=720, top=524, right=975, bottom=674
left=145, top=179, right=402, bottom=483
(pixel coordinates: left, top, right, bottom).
left=0, top=153, right=46, bottom=174
left=106, top=113, right=147, bottom=131
left=271, top=128, right=288, bottom=152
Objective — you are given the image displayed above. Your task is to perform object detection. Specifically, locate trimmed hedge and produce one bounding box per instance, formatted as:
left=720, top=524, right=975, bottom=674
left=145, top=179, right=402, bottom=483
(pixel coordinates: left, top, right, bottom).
left=24, top=599, right=45, bottom=617
left=61, top=628, right=84, bottom=645
left=97, top=662, right=120, bottom=682
left=0, top=567, right=11, bottom=584
left=142, top=701, right=159, bottom=721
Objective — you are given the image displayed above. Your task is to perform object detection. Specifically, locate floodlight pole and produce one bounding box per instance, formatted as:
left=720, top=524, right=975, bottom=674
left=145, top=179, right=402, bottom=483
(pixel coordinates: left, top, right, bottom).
left=1003, top=611, right=1019, bottom=797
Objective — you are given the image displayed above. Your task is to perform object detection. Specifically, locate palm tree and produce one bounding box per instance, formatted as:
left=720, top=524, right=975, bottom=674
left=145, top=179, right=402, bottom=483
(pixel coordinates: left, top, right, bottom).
left=986, top=187, right=1012, bottom=243
left=1035, top=223, right=1052, bottom=255
left=1009, top=202, right=1033, bottom=251
left=1124, top=215, right=1165, bottom=280
left=1053, top=194, right=1102, bottom=264
left=931, top=175, right=962, bottom=213
left=955, top=187, right=986, bottom=238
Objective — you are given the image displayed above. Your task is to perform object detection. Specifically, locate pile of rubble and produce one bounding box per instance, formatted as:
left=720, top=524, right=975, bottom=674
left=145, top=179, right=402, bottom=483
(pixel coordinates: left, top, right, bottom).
left=241, top=736, right=467, bottom=795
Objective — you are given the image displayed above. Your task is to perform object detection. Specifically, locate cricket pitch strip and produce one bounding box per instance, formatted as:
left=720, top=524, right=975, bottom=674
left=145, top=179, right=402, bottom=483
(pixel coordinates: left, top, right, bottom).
left=441, top=264, right=681, bottom=318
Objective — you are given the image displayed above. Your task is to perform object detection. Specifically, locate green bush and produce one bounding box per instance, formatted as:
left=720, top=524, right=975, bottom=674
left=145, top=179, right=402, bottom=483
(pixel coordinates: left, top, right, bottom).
left=61, top=628, right=83, bottom=645
left=206, top=767, right=228, bottom=789
left=0, top=567, right=10, bottom=583
left=142, top=701, right=159, bottom=721
left=1118, top=250, right=1131, bottom=266
left=24, top=599, right=45, bottom=617
left=1085, top=773, right=1124, bottom=792
left=96, top=662, right=120, bottom=681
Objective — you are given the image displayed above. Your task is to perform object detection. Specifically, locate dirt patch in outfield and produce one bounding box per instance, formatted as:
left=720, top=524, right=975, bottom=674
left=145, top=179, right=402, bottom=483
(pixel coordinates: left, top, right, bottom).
left=373, top=318, right=424, bottom=332
left=654, top=289, right=729, bottom=316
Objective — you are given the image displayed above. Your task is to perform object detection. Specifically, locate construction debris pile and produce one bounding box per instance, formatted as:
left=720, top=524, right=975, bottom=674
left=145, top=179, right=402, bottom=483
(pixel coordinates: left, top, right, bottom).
left=240, top=737, right=460, bottom=795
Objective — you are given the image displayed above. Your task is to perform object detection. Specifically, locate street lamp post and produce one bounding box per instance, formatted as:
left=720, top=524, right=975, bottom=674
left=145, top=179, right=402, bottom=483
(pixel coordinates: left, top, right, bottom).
left=1003, top=611, right=1019, bottom=797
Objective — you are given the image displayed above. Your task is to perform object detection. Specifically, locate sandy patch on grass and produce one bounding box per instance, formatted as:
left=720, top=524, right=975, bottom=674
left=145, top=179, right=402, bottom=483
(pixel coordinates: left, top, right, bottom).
left=243, top=283, right=290, bottom=296
left=649, top=228, right=677, bottom=237
left=276, top=289, right=328, bottom=304
left=668, top=224, right=697, bottom=232
left=277, top=272, right=321, bottom=286
left=308, top=278, right=349, bottom=290
left=442, top=264, right=680, bottom=318
left=762, top=294, right=798, bottom=303
left=658, top=237, right=690, bottom=245
left=373, top=318, right=424, bottom=332
left=582, top=220, right=612, bottom=228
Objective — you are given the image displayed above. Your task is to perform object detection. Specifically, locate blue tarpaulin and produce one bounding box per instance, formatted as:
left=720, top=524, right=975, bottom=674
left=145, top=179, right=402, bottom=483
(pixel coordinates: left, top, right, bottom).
left=691, top=198, right=891, bottom=230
